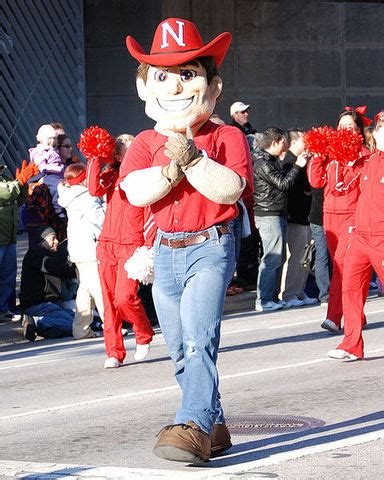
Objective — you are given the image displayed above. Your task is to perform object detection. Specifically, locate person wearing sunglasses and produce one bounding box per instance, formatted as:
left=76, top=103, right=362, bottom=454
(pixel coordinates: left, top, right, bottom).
left=57, top=134, right=81, bottom=166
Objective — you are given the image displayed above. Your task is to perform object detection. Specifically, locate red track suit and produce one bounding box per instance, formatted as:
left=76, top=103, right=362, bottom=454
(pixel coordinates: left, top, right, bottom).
left=336, top=150, right=384, bottom=357
left=87, top=158, right=155, bottom=362
left=308, top=148, right=369, bottom=326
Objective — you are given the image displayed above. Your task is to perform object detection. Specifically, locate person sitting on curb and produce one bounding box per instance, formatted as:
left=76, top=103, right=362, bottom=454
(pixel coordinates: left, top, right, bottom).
left=19, top=226, right=76, bottom=341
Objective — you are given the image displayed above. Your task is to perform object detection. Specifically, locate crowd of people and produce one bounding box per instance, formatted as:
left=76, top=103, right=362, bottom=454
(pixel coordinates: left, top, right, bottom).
left=1, top=16, right=384, bottom=464
left=1, top=105, right=384, bottom=359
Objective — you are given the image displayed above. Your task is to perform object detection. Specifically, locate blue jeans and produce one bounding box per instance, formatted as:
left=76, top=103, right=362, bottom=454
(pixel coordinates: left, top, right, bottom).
left=255, top=216, right=287, bottom=302
left=0, top=243, right=17, bottom=312
left=310, top=223, right=330, bottom=301
left=25, top=302, right=74, bottom=338
left=152, top=225, right=236, bottom=434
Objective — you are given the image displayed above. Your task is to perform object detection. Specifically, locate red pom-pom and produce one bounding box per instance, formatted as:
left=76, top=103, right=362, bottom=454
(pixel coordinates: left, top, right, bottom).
left=77, top=126, right=116, bottom=163
left=304, top=126, right=334, bottom=158
left=328, top=128, right=363, bottom=165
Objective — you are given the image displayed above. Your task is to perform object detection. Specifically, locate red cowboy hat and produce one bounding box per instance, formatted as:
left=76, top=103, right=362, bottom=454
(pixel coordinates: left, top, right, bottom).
left=126, top=18, right=231, bottom=67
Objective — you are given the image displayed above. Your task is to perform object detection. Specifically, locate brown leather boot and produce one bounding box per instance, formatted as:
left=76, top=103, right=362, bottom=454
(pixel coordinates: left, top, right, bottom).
left=153, top=421, right=211, bottom=463
left=210, top=423, right=232, bottom=457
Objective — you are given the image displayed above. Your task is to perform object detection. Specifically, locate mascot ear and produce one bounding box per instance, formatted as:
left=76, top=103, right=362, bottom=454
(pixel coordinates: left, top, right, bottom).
left=210, top=75, right=223, bottom=100
left=136, top=77, right=148, bottom=101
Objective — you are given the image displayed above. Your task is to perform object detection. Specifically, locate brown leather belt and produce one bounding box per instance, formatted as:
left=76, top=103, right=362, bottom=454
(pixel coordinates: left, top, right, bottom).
left=160, top=225, right=230, bottom=249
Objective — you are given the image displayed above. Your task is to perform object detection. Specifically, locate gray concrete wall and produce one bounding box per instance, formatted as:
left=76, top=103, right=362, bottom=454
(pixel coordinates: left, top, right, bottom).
left=85, top=1, right=384, bottom=134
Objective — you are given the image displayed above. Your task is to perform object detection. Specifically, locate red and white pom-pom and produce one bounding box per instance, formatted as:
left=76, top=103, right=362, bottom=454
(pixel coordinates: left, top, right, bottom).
left=328, top=128, right=363, bottom=165
left=304, top=126, right=334, bottom=158
left=124, top=246, right=154, bottom=285
left=77, top=125, right=116, bottom=163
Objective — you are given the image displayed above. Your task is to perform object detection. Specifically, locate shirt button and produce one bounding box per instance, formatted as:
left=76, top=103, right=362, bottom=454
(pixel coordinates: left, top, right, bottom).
left=174, top=200, right=179, bottom=205
left=174, top=219, right=179, bottom=224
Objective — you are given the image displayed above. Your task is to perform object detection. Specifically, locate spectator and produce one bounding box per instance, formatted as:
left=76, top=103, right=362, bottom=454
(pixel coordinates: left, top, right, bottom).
left=19, top=227, right=76, bottom=341
left=253, top=127, right=307, bottom=312
left=0, top=162, right=36, bottom=322
left=29, top=124, right=66, bottom=222
left=309, top=187, right=330, bottom=305
left=57, top=134, right=81, bottom=166
left=50, top=121, right=65, bottom=136
left=58, top=163, right=105, bottom=339
left=230, top=101, right=256, bottom=135
left=280, top=129, right=318, bottom=307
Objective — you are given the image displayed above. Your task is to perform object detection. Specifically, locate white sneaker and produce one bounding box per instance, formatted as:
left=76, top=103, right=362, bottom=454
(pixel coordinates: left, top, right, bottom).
left=327, top=349, right=359, bottom=360
left=300, top=294, right=319, bottom=305
left=284, top=296, right=305, bottom=308
left=321, top=319, right=341, bottom=333
left=255, top=300, right=284, bottom=312
left=134, top=343, right=150, bottom=361
left=104, top=357, right=122, bottom=369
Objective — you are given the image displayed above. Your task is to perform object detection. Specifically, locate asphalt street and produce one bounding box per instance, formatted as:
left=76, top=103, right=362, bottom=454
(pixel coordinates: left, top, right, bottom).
left=0, top=294, right=383, bottom=480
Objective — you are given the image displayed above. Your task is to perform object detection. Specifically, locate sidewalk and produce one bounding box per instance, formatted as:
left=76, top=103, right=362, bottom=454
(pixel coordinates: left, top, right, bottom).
left=0, top=232, right=257, bottom=345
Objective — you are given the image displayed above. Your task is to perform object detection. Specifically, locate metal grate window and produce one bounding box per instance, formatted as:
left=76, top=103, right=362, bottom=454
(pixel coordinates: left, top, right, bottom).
left=1, top=0, right=86, bottom=175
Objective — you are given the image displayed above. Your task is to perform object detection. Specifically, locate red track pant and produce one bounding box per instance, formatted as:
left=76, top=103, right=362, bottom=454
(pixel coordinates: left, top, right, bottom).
left=323, top=212, right=355, bottom=327
left=337, top=232, right=384, bottom=358
left=96, top=241, right=154, bottom=362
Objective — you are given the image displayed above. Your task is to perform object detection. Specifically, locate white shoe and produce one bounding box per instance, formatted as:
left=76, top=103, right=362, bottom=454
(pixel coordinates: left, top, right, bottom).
left=321, top=319, right=341, bottom=333
left=134, top=343, right=150, bottom=361
left=104, top=357, right=122, bottom=369
left=300, top=294, right=319, bottom=305
left=255, top=300, right=284, bottom=312
left=327, top=349, right=359, bottom=360
left=284, top=296, right=305, bottom=308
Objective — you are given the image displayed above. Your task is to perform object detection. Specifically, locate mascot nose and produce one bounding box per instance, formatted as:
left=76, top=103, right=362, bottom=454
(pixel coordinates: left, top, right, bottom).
left=167, top=74, right=183, bottom=95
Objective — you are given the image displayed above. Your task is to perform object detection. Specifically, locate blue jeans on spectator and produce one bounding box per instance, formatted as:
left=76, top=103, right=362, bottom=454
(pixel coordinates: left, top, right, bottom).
left=310, top=223, right=330, bottom=302
left=0, top=243, right=17, bottom=313
left=255, top=216, right=287, bottom=302
left=152, top=225, right=235, bottom=434
left=24, top=302, right=74, bottom=338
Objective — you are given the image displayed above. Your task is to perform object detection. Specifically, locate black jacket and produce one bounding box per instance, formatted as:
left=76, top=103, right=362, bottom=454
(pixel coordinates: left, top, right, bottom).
left=19, top=243, right=76, bottom=309
left=308, top=187, right=325, bottom=226
left=281, top=150, right=312, bottom=225
left=253, top=149, right=302, bottom=216
left=231, top=120, right=256, bottom=135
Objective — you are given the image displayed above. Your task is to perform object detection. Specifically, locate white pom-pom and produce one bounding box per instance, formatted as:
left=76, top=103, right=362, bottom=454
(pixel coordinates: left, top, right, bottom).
left=124, top=246, right=154, bottom=285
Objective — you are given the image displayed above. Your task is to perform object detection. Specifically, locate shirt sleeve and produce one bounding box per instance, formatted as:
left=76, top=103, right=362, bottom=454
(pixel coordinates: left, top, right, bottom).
left=119, top=132, right=154, bottom=180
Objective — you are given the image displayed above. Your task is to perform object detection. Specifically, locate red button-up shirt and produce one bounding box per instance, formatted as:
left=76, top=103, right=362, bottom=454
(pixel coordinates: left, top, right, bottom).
left=119, top=121, right=254, bottom=233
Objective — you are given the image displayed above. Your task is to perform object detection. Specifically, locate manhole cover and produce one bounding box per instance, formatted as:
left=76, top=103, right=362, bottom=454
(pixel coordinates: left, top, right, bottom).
left=226, top=415, right=325, bottom=435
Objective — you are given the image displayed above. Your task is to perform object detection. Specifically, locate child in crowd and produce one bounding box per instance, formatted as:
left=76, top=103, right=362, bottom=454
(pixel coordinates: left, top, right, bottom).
left=29, top=124, right=66, bottom=217
left=58, top=163, right=105, bottom=339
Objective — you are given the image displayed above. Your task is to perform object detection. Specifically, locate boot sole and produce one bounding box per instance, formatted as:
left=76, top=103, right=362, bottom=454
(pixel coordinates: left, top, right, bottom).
left=210, top=441, right=232, bottom=458
left=153, top=445, right=208, bottom=463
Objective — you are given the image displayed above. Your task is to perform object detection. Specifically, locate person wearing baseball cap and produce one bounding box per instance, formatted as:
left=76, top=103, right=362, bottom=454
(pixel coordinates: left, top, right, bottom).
left=120, top=18, right=253, bottom=463
left=230, top=101, right=256, bottom=135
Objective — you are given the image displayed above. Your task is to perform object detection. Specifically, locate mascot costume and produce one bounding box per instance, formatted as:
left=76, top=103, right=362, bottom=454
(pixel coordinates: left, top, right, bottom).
left=120, top=18, right=253, bottom=463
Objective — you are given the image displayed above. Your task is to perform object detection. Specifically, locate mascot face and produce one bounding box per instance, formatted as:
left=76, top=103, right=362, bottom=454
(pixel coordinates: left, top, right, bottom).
left=137, top=61, right=222, bottom=134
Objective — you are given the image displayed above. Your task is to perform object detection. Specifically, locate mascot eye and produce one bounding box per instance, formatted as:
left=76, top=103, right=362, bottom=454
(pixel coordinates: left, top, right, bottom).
left=180, top=69, right=197, bottom=82
left=154, top=71, right=168, bottom=82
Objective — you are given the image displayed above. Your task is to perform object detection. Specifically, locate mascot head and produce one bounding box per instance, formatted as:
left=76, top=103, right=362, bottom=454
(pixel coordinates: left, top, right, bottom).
left=126, top=18, right=231, bottom=135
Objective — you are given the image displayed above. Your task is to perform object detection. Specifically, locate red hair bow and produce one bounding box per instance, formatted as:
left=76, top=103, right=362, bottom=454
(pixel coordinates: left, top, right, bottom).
left=344, top=105, right=372, bottom=127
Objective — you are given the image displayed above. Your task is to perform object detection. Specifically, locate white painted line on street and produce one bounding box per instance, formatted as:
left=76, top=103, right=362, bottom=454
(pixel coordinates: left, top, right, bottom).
left=214, top=428, right=384, bottom=475
left=0, top=428, right=383, bottom=479
left=1, top=348, right=383, bottom=422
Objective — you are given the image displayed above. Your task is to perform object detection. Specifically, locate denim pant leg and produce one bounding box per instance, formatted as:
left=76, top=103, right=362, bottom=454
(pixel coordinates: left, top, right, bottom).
left=152, top=228, right=235, bottom=434
left=255, top=216, right=287, bottom=302
left=310, top=223, right=330, bottom=301
left=0, top=244, right=17, bottom=312
left=25, top=302, right=74, bottom=338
